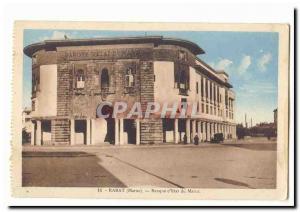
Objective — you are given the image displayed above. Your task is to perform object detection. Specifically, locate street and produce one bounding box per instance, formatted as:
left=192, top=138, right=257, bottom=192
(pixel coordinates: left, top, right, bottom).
left=22, top=138, right=277, bottom=189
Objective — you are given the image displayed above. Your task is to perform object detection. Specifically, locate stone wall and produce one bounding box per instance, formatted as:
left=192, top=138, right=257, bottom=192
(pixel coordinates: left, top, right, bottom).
left=51, top=63, right=72, bottom=144
left=139, top=61, right=163, bottom=143
left=51, top=119, right=70, bottom=144
left=57, top=63, right=71, bottom=117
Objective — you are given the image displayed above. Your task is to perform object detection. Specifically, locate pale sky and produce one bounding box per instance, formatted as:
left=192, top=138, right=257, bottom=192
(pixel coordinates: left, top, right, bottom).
left=23, top=29, right=278, bottom=125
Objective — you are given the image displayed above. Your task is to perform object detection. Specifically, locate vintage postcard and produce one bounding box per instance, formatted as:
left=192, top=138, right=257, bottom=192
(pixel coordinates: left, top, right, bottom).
left=11, top=21, right=289, bottom=200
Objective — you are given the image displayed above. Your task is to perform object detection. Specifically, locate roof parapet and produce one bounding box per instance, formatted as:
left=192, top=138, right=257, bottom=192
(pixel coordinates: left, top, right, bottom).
left=24, top=36, right=205, bottom=57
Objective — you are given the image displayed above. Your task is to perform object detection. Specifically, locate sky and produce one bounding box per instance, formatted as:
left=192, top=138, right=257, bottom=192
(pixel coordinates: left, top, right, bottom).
left=23, top=29, right=278, bottom=125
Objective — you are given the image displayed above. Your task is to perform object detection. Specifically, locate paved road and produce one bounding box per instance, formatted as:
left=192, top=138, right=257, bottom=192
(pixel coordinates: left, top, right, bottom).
left=22, top=139, right=277, bottom=189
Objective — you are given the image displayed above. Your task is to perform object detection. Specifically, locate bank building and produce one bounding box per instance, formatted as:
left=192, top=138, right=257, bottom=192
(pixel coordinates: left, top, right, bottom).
left=24, top=36, right=237, bottom=146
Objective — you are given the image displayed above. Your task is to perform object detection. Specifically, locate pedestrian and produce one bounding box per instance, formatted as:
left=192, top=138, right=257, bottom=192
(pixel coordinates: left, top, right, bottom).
left=183, top=134, right=187, bottom=144
left=194, top=134, right=199, bottom=145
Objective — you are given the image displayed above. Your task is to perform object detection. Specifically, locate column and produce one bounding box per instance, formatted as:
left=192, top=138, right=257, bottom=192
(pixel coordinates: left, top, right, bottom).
left=91, top=119, right=95, bottom=145
left=186, top=119, right=191, bottom=143
left=115, top=118, right=119, bottom=145
left=214, top=123, right=217, bottom=134
left=70, top=119, right=75, bottom=145
left=86, top=119, right=91, bottom=145
left=192, top=120, right=196, bottom=141
left=174, top=119, right=179, bottom=144
left=206, top=122, right=209, bottom=142
left=233, top=125, right=237, bottom=139
left=220, top=124, right=223, bottom=136
left=36, top=120, right=41, bottom=146
left=30, top=122, right=35, bottom=146
left=203, top=122, right=207, bottom=141
left=197, top=121, right=201, bottom=140
left=120, top=118, right=124, bottom=145
left=136, top=119, right=140, bottom=145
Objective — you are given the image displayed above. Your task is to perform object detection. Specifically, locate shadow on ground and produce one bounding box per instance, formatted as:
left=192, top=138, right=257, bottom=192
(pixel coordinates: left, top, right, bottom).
left=214, top=178, right=253, bottom=189
left=22, top=151, right=126, bottom=187
left=223, top=143, right=277, bottom=151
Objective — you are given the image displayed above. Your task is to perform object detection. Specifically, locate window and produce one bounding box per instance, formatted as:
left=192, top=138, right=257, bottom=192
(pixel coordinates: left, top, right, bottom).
left=76, top=69, right=85, bottom=89
left=178, top=50, right=187, bottom=61
left=205, top=79, right=208, bottom=99
left=202, top=103, right=204, bottom=113
left=201, top=77, right=204, bottom=98
left=214, top=84, right=216, bottom=103
left=32, top=100, right=35, bottom=111
left=196, top=82, right=199, bottom=94
left=174, top=63, right=189, bottom=94
left=125, top=67, right=135, bottom=87
left=179, top=70, right=188, bottom=89
left=32, top=69, right=40, bottom=92
left=210, top=82, right=212, bottom=101
left=225, top=90, right=228, bottom=108
left=32, top=55, right=37, bottom=65
left=101, top=68, right=109, bottom=90
left=181, top=98, right=187, bottom=109
left=217, top=86, right=220, bottom=103
left=32, top=73, right=36, bottom=92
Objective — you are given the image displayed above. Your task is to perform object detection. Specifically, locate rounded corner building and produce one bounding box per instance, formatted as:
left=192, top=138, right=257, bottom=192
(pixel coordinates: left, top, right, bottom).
left=24, top=36, right=237, bottom=146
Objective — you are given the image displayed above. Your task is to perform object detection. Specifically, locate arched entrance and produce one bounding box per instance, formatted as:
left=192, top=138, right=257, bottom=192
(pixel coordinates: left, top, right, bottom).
left=94, top=104, right=115, bottom=145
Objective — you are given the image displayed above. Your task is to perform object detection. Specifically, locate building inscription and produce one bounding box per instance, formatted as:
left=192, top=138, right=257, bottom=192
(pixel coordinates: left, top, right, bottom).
left=59, top=48, right=153, bottom=61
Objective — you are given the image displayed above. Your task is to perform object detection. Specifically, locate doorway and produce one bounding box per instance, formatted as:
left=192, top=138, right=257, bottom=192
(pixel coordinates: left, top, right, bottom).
left=75, top=120, right=86, bottom=145
left=162, top=118, right=175, bottom=143
left=104, top=118, right=115, bottom=144
left=124, top=119, right=136, bottom=144
left=41, top=120, right=51, bottom=146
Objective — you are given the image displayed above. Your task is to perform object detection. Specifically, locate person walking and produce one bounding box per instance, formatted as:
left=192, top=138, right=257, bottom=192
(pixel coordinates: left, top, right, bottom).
left=194, top=134, right=199, bottom=145
left=183, top=134, right=187, bottom=144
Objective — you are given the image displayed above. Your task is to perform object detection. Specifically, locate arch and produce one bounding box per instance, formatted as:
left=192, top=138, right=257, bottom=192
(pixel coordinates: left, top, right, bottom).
left=101, top=68, right=109, bottom=89
left=76, top=69, right=85, bottom=89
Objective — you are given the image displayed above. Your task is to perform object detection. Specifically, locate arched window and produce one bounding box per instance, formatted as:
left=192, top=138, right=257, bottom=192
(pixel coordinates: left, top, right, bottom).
left=101, top=68, right=110, bottom=89
left=125, top=67, right=135, bottom=87
left=76, top=69, right=85, bottom=89
left=179, top=70, right=187, bottom=89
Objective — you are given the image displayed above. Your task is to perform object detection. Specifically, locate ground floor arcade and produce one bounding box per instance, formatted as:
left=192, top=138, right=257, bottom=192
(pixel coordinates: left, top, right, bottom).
left=163, top=119, right=236, bottom=144
left=29, top=118, right=236, bottom=146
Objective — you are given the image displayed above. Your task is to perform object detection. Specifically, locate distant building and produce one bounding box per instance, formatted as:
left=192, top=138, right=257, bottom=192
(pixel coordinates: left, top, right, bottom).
left=22, top=107, right=32, bottom=130
left=273, top=108, right=277, bottom=126
left=22, top=107, right=32, bottom=143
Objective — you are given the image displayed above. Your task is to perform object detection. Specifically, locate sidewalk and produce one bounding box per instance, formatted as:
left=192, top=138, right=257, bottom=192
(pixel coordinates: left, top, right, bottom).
left=22, top=142, right=216, bottom=152
left=22, top=137, right=276, bottom=153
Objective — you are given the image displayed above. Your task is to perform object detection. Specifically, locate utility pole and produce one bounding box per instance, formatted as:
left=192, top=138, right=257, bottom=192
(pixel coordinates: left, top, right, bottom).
left=245, top=113, right=247, bottom=128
